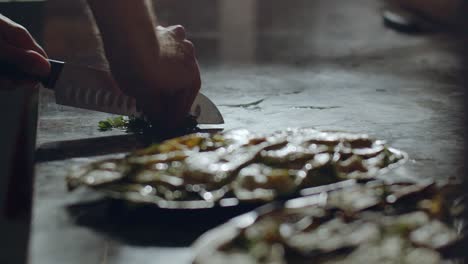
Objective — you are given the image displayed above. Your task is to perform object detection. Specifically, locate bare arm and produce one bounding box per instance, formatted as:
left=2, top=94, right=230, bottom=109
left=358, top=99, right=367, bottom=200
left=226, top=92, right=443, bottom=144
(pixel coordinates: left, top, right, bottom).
left=87, top=0, right=201, bottom=129
left=86, top=0, right=159, bottom=96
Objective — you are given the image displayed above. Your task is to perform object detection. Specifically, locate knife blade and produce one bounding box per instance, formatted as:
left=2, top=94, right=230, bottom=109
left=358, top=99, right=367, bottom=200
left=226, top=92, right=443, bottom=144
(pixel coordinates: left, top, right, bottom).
left=47, top=60, right=224, bottom=124
left=1, top=59, right=224, bottom=124
left=45, top=60, right=142, bottom=116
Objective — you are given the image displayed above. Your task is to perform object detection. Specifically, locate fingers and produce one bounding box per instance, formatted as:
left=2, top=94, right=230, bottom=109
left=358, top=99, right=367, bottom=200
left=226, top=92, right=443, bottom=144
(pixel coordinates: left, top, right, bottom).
left=166, top=25, right=186, bottom=41
left=140, top=91, right=185, bottom=131
left=182, top=61, right=201, bottom=115
left=0, top=14, right=50, bottom=83
left=0, top=42, right=51, bottom=78
left=140, top=98, right=164, bottom=124
left=0, top=14, right=48, bottom=57
left=140, top=83, right=199, bottom=131
left=156, top=25, right=195, bottom=61
left=161, top=93, right=184, bottom=130
left=165, top=75, right=201, bottom=130
left=6, top=26, right=47, bottom=58
left=135, top=24, right=201, bottom=130
left=158, top=60, right=200, bottom=129
left=158, top=25, right=187, bottom=42
left=165, top=54, right=201, bottom=129
left=170, top=90, right=193, bottom=129
left=182, top=40, right=195, bottom=57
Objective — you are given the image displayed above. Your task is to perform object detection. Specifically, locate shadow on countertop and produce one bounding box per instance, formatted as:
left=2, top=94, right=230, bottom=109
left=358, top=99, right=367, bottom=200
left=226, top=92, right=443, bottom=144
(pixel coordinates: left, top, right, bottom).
left=66, top=198, right=259, bottom=247
left=36, top=128, right=223, bottom=162
left=36, top=134, right=146, bottom=162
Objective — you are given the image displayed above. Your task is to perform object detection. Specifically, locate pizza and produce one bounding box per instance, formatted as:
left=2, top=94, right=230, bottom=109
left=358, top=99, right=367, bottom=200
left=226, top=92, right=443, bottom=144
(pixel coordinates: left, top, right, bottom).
left=193, top=181, right=464, bottom=264
left=67, top=128, right=406, bottom=208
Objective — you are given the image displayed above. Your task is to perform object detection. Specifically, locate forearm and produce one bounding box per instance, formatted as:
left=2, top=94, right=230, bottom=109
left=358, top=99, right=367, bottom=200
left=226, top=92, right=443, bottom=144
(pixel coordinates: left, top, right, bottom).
left=87, top=0, right=160, bottom=92
left=87, top=0, right=201, bottom=127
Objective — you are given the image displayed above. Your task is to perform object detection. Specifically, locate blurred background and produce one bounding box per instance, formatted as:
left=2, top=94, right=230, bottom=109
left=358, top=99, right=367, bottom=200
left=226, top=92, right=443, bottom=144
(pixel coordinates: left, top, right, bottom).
left=36, top=0, right=468, bottom=66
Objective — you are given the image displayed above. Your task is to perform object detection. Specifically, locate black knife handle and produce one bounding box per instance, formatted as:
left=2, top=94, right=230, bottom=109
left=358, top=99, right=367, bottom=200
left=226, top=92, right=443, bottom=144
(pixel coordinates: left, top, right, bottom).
left=0, top=59, right=65, bottom=89
left=44, top=59, right=65, bottom=90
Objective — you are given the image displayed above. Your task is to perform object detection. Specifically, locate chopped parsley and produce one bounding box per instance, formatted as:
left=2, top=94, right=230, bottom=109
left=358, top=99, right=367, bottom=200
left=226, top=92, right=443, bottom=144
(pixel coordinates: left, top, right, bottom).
left=98, top=115, right=200, bottom=137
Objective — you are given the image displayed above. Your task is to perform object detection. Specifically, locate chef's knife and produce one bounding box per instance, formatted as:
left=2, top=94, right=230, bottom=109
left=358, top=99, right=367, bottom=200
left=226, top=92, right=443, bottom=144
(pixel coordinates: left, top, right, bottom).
left=2, top=59, right=224, bottom=124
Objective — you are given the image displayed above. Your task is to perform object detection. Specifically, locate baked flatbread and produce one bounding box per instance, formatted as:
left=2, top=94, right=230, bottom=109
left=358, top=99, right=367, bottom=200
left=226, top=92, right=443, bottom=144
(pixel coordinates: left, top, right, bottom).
left=67, top=128, right=406, bottom=208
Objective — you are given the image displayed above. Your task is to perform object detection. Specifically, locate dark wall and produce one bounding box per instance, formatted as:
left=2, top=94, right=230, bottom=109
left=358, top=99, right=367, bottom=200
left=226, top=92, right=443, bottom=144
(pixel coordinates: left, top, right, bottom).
left=0, top=1, right=46, bottom=44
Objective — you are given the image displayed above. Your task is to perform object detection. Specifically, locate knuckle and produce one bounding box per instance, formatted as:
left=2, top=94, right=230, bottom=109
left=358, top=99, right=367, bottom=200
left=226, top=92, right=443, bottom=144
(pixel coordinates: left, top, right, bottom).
left=183, top=39, right=194, bottom=47
left=169, top=24, right=186, bottom=39
left=9, top=25, right=34, bottom=43
left=174, top=25, right=185, bottom=32
left=12, top=25, right=29, bottom=36
left=182, top=40, right=195, bottom=54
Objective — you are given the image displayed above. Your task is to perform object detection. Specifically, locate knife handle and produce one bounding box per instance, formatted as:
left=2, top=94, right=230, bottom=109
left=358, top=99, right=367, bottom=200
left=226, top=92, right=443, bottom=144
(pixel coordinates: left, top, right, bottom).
left=43, top=59, right=65, bottom=89
left=0, top=59, right=64, bottom=89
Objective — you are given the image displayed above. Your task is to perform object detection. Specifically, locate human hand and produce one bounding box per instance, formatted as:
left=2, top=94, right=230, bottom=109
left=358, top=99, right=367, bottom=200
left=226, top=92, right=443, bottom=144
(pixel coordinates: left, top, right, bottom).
left=119, top=25, right=201, bottom=130
left=0, top=14, right=50, bottom=88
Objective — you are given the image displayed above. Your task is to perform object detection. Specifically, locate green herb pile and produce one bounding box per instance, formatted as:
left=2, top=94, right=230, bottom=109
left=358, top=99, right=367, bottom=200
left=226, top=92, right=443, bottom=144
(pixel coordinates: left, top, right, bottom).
left=98, top=115, right=200, bottom=137
left=98, top=116, right=150, bottom=133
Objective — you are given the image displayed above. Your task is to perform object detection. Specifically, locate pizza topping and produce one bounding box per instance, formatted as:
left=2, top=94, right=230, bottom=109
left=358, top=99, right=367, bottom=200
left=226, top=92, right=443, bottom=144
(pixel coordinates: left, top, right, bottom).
left=213, top=183, right=462, bottom=264
left=233, top=164, right=301, bottom=201
left=67, top=128, right=407, bottom=205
